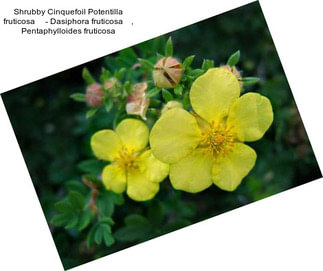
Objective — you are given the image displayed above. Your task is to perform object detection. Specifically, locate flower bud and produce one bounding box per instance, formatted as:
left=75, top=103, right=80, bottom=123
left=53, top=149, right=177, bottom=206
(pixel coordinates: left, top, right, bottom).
left=161, top=101, right=183, bottom=115
left=126, top=82, right=150, bottom=120
left=86, top=83, right=104, bottom=108
left=104, top=77, right=118, bottom=91
left=153, top=57, right=182, bottom=89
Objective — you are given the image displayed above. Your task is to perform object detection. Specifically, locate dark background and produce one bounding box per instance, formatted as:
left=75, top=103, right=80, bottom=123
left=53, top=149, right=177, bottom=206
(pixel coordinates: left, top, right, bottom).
left=1, top=2, right=321, bottom=269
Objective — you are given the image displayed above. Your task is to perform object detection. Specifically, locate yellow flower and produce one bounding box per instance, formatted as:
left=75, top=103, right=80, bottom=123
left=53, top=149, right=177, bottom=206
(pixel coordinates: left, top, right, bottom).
left=150, top=68, right=273, bottom=192
left=91, top=119, right=169, bottom=201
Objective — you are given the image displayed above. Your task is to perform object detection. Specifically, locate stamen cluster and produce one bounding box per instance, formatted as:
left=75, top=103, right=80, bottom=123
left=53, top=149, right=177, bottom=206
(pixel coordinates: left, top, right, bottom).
left=200, top=122, right=236, bottom=158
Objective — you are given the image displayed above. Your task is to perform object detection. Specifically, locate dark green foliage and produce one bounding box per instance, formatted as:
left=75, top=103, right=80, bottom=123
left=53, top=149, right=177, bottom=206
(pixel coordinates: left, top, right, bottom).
left=87, top=218, right=115, bottom=247
left=51, top=191, right=91, bottom=230
left=115, top=214, right=152, bottom=242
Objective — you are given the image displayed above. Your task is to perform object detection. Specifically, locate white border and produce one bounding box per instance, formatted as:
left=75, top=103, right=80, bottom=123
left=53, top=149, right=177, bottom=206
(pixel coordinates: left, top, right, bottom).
left=1, top=0, right=322, bottom=270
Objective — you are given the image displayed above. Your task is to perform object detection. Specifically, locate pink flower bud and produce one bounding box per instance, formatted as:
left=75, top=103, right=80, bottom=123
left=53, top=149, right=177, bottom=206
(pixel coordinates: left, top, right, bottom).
left=86, top=83, right=104, bottom=108
left=153, top=57, right=182, bottom=88
left=103, top=78, right=118, bottom=91
left=126, top=82, right=150, bottom=120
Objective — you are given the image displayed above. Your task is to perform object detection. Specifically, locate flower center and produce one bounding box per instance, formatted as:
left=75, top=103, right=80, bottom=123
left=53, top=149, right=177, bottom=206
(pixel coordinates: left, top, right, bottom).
left=200, top=122, right=236, bottom=158
left=115, top=148, right=139, bottom=171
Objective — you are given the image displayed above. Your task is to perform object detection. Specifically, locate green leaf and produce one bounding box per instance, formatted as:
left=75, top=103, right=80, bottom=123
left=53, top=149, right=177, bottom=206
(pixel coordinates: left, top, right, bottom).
left=174, top=85, right=183, bottom=96
left=123, top=81, right=132, bottom=94
left=182, top=55, right=195, bottom=70
left=156, top=53, right=164, bottom=60
left=165, top=37, right=173, bottom=57
left=146, top=88, right=160, bottom=98
left=94, top=223, right=113, bottom=245
left=82, top=174, right=101, bottom=185
left=86, top=224, right=97, bottom=248
left=97, top=192, right=114, bottom=217
left=100, top=223, right=112, bottom=234
left=51, top=214, right=70, bottom=227
left=138, top=58, right=154, bottom=71
left=82, top=67, right=96, bottom=85
left=65, top=215, right=79, bottom=230
left=70, top=93, right=86, bottom=102
left=227, top=50, right=240, bottom=67
left=190, top=69, right=204, bottom=78
left=94, top=226, right=104, bottom=245
left=103, top=231, right=115, bottom=246
left=110, top=192, right=124, bottom=206
left=201, top=59, right=214, bottom=71
left=162, top=89, right=173, bottom=102
left=115, top=67, right=126, bottom=80
left=105, top=99, right=113, bottom=112
left=78, top=211, right=92, bottom=231
left=86, top=108, right=98, bottom=119
left=241, top=77, right=260, bottom=86
left=77, top=159, right=105, bottom=175
left=99, top=67, right=111, bottom=84
left=65, top=180, right=88, bottom=195
left=149, top=99, right=161, bottom=107
left=100, top=216, right=115, bottom=225
left=54, top=200, right=72, bottom=214
left=68, top=191, right=85, bottom=211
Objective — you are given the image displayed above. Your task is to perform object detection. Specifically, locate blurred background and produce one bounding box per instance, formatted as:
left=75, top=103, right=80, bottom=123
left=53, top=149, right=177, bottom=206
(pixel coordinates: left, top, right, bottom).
left=1, top=2, right=321, bottom=270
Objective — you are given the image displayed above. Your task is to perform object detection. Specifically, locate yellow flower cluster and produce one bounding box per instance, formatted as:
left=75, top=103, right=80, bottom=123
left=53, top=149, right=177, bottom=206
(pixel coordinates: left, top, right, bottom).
left=150, top=68, right=273, bottom=192
left=91, top=119, right=169, bottom=201
left=91, top=67, right=273, bottom=201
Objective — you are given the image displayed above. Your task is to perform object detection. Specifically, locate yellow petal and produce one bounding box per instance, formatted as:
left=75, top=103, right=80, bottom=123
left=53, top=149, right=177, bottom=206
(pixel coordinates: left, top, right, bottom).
left=190, top=68, right=240, bottom=123
left=212, top=143, right=256, bottom=191
left=169, top=148, right=213, bottom=193
left=149, top=108, right=201, bottom=164
left=102, top=164, right=126, bottom=193
left=91, top=130, right=122, bottom=161
left=116, top=119, right=149, bottom=151
left=127, top=170, right=159, bottom=201
left=139, top=150, right=169, bottom=183
left=227, top=93, right=273, bottom=142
